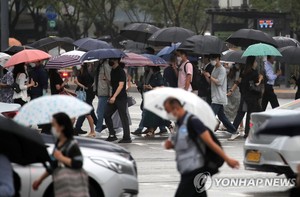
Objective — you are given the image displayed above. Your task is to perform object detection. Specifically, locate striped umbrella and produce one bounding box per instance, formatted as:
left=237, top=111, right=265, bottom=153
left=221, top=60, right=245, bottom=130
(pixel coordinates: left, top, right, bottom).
left=46, top=55, right=81, bottom=69
left=121, top=53, right=154, bottom=66
left=141, top=54, right=168, bottom=66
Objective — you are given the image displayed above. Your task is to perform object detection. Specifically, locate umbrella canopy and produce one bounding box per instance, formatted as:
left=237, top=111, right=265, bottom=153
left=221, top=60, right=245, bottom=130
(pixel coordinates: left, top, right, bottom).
left=61, top=50, right=86, bottom=57
left=4, top=45, right=34, bottom=55
left=142, top=54, right=168, bottom=66
left=242, top=43, right=282, bottom=57
left=121, top=53, right=154, bottom=66
left=14, top=95, right=92, bottom=126
left=226, top=29, right=277, bottom=48
left=5, top=49, right=51, bottom=67
left=178, top=35, right=225, bottom=55
left=9, top=38, right=22, bottom=47
left=277, top=46, right=300, bottom=64
left=144, top=87, right=217, bottom=131
left=0, top=53, right=11, bottom=66
left=74, top=38, right=112, bottom=51
left=221, top=50, right=246, bottom=64
left=148, top=27, right=195, bottom=46
left=120, top=23, right=160, bottom=43
left=46, top=55, right=82, bottom=69
left=29, top=36, right=75, bottom=52
left=0, top=116, right=50, bottom=165
left=257, top=114, right=300, bottom=137
left=80, top=48, right=126, bottom=62
left=273, top=36, right=300, bottom=48
left=157, top=43, right=180, bottom=60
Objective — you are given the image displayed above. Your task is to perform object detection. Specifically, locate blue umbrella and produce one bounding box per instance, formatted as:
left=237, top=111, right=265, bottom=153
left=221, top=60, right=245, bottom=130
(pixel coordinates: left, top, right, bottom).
left=81, top=49, right=127, bottom=62
left=142, top=54, right=168, bottom=66
left=157, top=43, right=180, bottom=61
left=74, top=38, right=112, bottom=51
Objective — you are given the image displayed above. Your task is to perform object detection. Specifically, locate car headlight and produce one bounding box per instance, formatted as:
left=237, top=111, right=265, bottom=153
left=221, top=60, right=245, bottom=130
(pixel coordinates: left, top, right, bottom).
left=90, top=157, right=135, bottom=176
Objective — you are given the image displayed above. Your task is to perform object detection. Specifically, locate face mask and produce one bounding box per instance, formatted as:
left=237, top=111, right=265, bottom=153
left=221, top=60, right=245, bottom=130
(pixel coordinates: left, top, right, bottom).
left=166, top=112, right=177, bottom=121
left=210, top=60, right=217, bottom=66
left=226, top=67, right=230, bottom=74
left=51, top=127, right=60, bottom=138
left=76, top=65, right=82, bottom=70
left=108, top=60, right=114, bottom=67
left=29, top=63, right=36, bottom=68
left=177, top=57, right=182, bottom=64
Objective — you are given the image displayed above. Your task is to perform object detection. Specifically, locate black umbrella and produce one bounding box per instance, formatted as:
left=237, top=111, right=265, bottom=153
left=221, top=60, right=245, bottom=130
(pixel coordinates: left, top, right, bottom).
left=120, top=23, right=160, bottom=43
left=80, top=48, right=126, bottom=62
left=178, top=35, right=225, bottom=55
left=273, top=36, right=300, bottom=48
left=0, top=116, right=50, bottom=165
left=221, top=50, right=246, bottom=64
left=73, top=38, right=112, bottom=51
left=278, top=46, right=300, bottom=64
left=29, top=37, right=75, bottom=52
left=148, top=27, right=195, bottom=46
left=257, top=114, right=300, bottom=137
left=226, top=29, right=278, bottom=48
left=4, top=45, right=34, bottom=55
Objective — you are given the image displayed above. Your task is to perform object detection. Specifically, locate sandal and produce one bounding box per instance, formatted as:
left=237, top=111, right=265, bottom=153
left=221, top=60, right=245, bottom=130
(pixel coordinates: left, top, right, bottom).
left=145, top=130, right=155, bottom=137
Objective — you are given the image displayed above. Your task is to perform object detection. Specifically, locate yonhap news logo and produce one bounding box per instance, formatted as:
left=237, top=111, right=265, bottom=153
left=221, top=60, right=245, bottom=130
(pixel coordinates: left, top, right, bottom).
left=194, top=172, right=296, bottom=193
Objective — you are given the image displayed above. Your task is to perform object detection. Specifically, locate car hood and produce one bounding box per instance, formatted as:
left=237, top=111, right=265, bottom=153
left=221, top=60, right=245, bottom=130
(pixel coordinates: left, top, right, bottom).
left=0, top=102, right=20, bottom=113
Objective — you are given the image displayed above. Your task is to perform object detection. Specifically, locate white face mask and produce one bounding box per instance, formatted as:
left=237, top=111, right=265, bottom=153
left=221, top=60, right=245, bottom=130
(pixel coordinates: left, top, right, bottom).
left=166, top=112, right=177, bottom=121
left=29, top=63, right=36, bottom=68
left=51, top=127, right=60, bottom=138
left=177, top=57, right=182, bottom=64
left=76, top=65, right=82, bottom=70
left=210, top=60, right=217, bottom=66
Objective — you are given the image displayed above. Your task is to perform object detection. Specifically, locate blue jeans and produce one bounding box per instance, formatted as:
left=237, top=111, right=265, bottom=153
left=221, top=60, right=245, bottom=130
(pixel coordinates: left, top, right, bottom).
left=96, top=96, right=109, bottom=132
left=211, top=103, right=237, bottom=134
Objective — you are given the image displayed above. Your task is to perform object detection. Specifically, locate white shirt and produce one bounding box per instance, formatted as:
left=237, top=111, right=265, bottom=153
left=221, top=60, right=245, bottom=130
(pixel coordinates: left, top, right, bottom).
left=13, top=73, right=29, bottom=102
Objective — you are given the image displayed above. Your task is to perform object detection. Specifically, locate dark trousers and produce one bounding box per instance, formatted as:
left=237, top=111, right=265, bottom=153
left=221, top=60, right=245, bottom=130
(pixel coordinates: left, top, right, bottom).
left=211, top=103, right=236, bottom=134
left=175, top=169, right=207, bottom=197
left=14, top=98, right=26, bottom=106
left=262, top=84, right=279, bottom=110
left=104, top=98, right=130, bottom=139
left=75, top=91, right=98, bottom=129
left=233, top=98, right=246, bottom=129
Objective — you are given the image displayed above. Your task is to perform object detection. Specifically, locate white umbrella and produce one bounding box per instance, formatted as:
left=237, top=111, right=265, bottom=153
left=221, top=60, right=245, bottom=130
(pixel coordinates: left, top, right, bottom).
left=0, top=52, right=11, bottom=67
left=144, top=87, right=217, bottom=131
left=14, top=95, right=92, bottom=126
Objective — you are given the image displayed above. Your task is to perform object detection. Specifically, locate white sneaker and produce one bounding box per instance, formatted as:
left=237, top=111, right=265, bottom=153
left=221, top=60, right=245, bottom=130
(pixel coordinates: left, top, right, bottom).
left=239, top=130, right=245, bottom=137
left=228, top=133, right=241, bottom=141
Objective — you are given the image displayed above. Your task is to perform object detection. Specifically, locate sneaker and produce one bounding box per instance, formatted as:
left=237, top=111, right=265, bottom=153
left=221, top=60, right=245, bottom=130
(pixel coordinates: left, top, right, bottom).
left=75, top=128, right=88, bottom=135
left=106, top=135, right=118, bottom=142
left=118, top=138, right=132, bottom=143
left=239, top=130, right=245, bottom=137
left=228, top=133, right=241, bottom=141
left=131, top=129, right=143, bottom=135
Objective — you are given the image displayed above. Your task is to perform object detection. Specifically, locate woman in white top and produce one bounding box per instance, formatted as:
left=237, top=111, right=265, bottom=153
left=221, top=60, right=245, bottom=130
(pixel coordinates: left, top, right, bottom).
left=13, top=63, right=35, bottom=106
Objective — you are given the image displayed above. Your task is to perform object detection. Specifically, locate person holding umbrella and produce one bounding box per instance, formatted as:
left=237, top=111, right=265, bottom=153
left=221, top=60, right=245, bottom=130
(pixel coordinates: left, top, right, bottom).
left=32, top=113, right=88, bottom=196
left=198, top=55, right=214, bottom=104
left=262, top=56, right=281, bottom=110
left=104, top=58, right=131, bottom=143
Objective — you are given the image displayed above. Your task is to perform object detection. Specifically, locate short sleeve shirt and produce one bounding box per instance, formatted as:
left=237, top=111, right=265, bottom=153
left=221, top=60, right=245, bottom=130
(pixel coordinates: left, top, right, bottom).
left=111, top=65, right=127, bottom=99
left=50, top=71, right=63, bottom=95
left=178, top=60, right=193, bottom=91
left=177, top=113, right=207, bottom=135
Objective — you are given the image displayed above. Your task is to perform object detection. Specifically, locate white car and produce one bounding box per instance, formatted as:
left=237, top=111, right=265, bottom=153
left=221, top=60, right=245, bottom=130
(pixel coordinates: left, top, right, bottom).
left=14, top=135, right=138, bottom=197
left=244, top=100, right=300, bottom=178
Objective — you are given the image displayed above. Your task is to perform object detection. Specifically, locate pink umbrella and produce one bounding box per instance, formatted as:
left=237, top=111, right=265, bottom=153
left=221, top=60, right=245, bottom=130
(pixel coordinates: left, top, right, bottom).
left=5, top=49, right=51, bottom=67
left=121, top=52, right=154, bottom=66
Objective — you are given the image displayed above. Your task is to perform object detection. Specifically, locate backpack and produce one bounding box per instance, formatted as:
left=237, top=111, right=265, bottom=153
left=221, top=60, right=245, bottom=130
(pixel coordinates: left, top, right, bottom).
left=187, top=115, right=224, bottom=175
left=183, top=61, right=200, bottom=90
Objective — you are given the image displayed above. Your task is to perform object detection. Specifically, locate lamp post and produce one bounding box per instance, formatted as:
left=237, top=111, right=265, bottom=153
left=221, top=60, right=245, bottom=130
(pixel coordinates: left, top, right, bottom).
left=1, top=0, right=9, bottom=51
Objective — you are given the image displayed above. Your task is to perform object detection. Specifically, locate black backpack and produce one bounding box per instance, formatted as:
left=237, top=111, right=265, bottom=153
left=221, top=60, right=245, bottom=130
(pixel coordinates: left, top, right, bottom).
left=187, top=115, right=224, bottom=175
left=183, top=61, right=200, bottom=90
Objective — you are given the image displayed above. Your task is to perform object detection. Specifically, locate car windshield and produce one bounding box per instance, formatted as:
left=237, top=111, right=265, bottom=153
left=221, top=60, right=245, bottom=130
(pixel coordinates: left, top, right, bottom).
left=278, top=99, right=300, bottom=111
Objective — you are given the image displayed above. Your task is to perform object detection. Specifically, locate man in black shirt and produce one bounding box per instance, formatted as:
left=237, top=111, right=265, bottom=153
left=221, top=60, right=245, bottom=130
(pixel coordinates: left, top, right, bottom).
left=104, top=58, right=131, bottom=143
left=198, top=55, right=214, bottom=105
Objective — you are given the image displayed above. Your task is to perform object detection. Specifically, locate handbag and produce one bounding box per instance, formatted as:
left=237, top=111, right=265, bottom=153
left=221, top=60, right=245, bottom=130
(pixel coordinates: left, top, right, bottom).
left=53, top=168, right=89, bottom=197
left=76, top=88, right=86, bottom=101
left=249, top=81, right=263, bottom=94
left=127, top=96, right=136, bottom=107
left=11, top=82, right=21, bottom=93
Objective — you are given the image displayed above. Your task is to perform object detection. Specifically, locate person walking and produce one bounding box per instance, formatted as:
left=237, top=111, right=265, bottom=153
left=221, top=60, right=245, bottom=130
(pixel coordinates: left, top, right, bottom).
left=163, top=97, right=239, bottom=197
left=177, top=50, right=193, bottom=91
left=27, top=61, right=48, bottom=100
left=104, top=58, right=131, bottom=143
left=198, top=55, right=214, bottom=104
left=12, top=63, right=35, bottom=106
left=32, top=113, right=88, bottom=197
left=48, top=69, right=71, bottom=95
left=0, top=67, right=14, bottom=103
left=74, top=64, right=96, bottom=137
left=262, top=56, right=281, bottom=110
left=94, top=60, right=111, bottom=133
left=163, top=55, right=178, bottom=88
left=203, top=54, right=240, bottom=140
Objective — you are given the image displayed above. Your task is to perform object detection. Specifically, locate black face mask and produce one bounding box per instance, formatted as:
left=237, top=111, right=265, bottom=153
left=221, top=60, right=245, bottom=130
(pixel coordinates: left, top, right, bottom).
left=108, top=60, right=114, bottom=67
